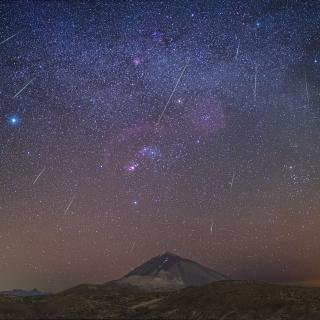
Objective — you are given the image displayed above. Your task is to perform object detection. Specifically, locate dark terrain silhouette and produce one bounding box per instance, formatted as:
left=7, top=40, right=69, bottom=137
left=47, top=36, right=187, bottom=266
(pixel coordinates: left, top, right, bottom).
left=1, top=253, right=319, bottom=319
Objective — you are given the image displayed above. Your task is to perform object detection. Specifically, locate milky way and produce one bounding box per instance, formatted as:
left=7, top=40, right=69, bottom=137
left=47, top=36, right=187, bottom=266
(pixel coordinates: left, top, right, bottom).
left=1, top=0, right=320, bottom=292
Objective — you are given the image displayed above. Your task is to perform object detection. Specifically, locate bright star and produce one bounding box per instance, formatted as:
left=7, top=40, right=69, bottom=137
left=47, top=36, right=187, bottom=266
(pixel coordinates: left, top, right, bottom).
left=8, top=115, right=20, bottom=126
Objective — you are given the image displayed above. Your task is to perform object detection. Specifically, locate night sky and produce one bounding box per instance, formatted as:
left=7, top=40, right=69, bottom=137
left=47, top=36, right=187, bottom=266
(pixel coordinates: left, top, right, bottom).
left=1, top=0, right=320, bottom=293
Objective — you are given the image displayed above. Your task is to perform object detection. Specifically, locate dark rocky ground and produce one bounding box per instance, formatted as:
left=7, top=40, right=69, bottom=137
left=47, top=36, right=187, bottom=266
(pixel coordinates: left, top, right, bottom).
left=1, top=280, right=320, bottom=319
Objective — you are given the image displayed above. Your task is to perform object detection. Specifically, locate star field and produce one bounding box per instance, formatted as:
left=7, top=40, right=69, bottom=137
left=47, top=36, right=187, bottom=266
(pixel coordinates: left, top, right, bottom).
left=1, top=0, right=320, bottom=292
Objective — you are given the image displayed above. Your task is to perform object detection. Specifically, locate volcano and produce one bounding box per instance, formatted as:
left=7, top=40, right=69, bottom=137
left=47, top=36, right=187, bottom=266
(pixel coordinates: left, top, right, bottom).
left=117, top=252, right=227, bottom=291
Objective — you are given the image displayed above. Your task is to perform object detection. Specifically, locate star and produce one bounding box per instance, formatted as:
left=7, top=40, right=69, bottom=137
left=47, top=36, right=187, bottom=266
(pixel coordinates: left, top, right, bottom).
left=125, top=162, right=139, bottom=173
left=139, top=146, right=160, bottom=160
left=133, top=57, right=142, bottom=66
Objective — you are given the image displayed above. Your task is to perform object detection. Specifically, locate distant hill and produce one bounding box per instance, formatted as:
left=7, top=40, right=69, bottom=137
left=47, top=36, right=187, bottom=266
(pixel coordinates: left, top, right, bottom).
left=0, top=288, right=45, bottom=297
left=117, top=252, right=227, bottom=291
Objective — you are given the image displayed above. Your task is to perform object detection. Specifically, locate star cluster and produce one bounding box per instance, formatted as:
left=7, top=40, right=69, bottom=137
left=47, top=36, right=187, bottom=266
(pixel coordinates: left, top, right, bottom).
left=0, top=0, right=320, bottom=292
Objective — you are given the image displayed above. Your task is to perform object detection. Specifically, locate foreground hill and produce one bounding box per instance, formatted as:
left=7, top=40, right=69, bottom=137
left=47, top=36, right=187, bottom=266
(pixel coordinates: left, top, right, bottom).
left=1, top=281, right=320, bottom=319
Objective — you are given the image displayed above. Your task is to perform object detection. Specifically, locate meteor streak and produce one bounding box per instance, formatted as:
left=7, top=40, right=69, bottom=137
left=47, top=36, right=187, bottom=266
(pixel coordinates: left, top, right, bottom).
left=64, top=195, right=76, bottom=214
left=13, top=77, right=36, bottom=99
left=0, top=30, right=21, bottom=45
left=33, top=167, right=46, bottom=185
left=157, top=58, right=190, bottom=124
left=235, top=38, right=240, bottom=60
left=230, top=172, right=236, bottom=192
